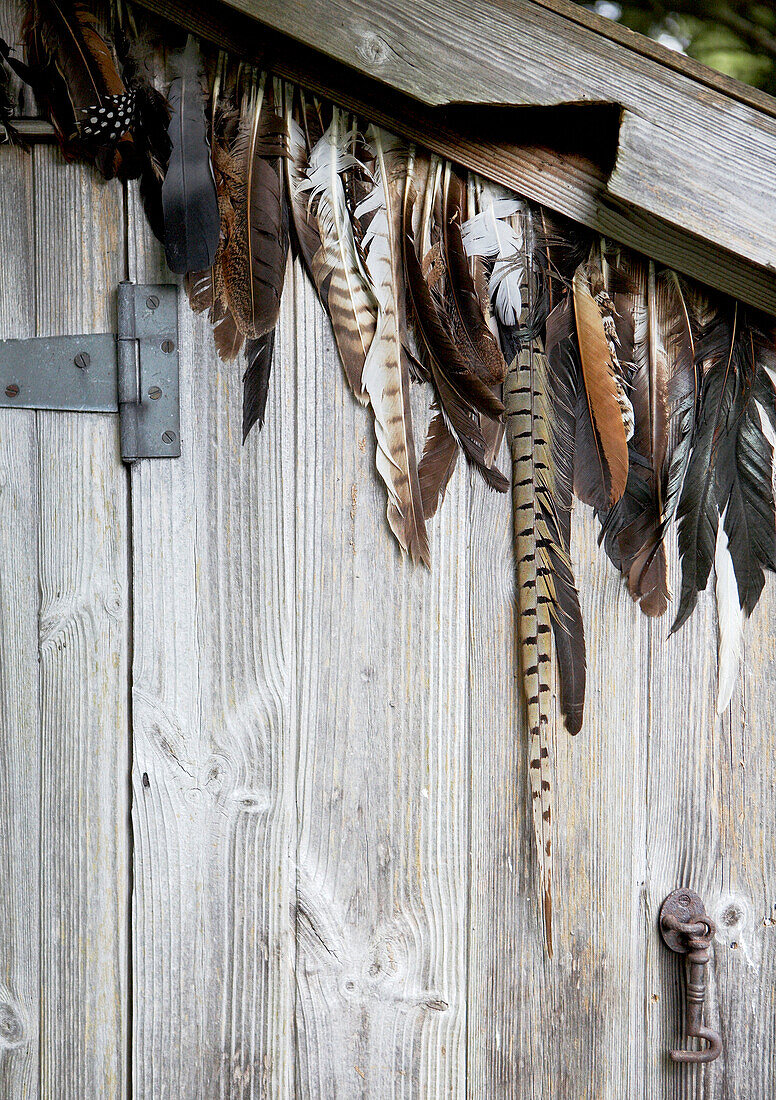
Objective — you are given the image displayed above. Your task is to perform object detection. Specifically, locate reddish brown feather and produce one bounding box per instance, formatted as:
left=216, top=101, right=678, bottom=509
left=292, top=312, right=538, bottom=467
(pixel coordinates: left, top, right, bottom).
left=572, top=265, right=629, bottom=507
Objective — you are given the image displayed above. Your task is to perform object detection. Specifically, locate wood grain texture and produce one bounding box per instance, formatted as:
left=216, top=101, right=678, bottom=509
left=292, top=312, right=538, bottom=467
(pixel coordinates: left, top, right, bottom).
left=33, top=146, right=130, bottom=1098
left=127, top=185, right=298, bottom=1097
left=0, top=140, right=39, bottom=1099
left=224, top=0, right=776, bottom=275
left=1, top=16, right=776, bottom=1096
left=293, top=280, right=468, bottom=1096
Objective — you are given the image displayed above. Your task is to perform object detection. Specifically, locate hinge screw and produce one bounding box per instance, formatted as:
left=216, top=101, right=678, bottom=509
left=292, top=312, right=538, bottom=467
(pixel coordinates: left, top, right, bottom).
left=162, top=430, right=176, bottom=445
left=148, top=386, right=162, bottom=401
left=74, top=352, right=90, bottom=370
left=5, top=384, right=19, bottom=398
left=161, top=340, right=175, bottom=354
left=146, top=295, right=160, bottom=310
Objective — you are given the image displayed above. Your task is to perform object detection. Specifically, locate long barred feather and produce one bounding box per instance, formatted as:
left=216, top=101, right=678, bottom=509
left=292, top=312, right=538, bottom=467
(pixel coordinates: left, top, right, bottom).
left=504, top=207, right=585, bottom=955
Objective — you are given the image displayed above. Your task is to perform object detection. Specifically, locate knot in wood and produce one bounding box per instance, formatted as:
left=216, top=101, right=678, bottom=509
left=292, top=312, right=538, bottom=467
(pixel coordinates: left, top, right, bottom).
left=356, top=31, right=389, bottom=67
left=0, top=1002, right=25, bottom=1048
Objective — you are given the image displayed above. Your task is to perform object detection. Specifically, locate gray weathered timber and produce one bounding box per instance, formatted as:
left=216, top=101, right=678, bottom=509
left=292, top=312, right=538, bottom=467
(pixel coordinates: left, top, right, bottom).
left=0, top=141, right=39, bottom=1100
left=1, top=18, right=776, bottom=1100
left=0, top=127, right=130, bottom=1099
left=34, top=147, right=130, bottom=1098
left=292, top=283, right=468, bottom=1096
left=224, top=0, right=776, bottom=280
left=127, top=184, right=298, bottom=1096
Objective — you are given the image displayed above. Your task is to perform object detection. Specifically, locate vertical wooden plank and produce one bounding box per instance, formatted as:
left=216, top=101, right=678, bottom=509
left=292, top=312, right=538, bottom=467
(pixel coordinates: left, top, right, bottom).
left=127, top=189, right=297, bottom=1097
left=34, top=148, right=129, bottom=1097
left=709, top=575, right=776, bottom=1100
left=643, top=528, right=720, bottom=1100
left=293, top=278, right=469, bottom=1097
left=468, top=496, right=652, bottom=1097
left=0, top=137, right=39, bottom=1097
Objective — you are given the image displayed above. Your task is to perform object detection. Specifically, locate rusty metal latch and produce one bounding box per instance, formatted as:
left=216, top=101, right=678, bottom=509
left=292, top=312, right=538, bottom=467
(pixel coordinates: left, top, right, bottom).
left=0, top=282, right=180, bottom=462
left=659, top=889, right=722, bottom=1064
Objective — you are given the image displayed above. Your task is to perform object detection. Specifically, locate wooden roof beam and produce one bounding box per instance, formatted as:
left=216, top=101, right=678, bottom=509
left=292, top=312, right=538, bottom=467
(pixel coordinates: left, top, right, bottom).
left=133, top=0, right=776, bottom=315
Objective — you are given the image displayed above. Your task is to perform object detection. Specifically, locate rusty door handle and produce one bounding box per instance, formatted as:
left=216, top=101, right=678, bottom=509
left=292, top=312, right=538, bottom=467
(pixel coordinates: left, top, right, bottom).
left=659, top=890, right=722, bottom=1064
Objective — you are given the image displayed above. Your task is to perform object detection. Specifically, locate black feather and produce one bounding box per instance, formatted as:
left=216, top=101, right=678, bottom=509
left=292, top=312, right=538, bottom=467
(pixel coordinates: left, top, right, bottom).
left=242, top=331, right=275, bottom=441
left=161, top=37, right=220, bottom=274
left=673, top=304, right=776, bottom=632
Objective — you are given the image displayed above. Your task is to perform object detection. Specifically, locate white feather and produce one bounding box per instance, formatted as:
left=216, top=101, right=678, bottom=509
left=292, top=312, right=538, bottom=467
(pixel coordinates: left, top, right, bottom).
left=715, top=503, right=743, bottom=714
left=461, top=181, right=524, bottom=325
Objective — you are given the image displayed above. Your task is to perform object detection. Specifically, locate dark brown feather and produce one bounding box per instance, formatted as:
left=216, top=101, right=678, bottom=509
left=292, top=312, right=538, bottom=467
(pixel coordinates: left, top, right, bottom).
left=418, top=407, right=459, bottom=519
left=441, top=166, right=507, bottom=392
left=221, top=76, right=289, bottom=341
left=404, top=161, right=508, bottom=492
left=23, top=0, right=138, bottom=178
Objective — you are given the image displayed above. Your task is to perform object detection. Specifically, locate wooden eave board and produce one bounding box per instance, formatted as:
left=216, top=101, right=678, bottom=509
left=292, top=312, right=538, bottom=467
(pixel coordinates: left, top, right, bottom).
left=223, top=0, right=776, bottom=272
left=134, top=0, right=776, bottom=316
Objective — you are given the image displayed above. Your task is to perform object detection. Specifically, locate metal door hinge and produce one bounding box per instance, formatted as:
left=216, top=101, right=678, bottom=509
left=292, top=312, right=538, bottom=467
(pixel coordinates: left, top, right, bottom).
left=0, top=282, right=180, bottom=462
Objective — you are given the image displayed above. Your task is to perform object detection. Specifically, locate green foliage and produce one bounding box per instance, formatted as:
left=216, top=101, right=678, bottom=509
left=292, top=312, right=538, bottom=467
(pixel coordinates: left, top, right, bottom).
left=579, top=1, right=776, bottom=94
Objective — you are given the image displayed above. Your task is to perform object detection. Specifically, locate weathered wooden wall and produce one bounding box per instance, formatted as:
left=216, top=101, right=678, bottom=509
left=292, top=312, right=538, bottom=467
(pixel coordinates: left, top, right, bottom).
left=1, top=9, right=776, bottom=1098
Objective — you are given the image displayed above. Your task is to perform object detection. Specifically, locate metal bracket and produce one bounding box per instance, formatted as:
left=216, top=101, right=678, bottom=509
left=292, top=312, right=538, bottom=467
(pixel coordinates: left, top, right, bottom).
left=0, top=282, right=180, bottom=462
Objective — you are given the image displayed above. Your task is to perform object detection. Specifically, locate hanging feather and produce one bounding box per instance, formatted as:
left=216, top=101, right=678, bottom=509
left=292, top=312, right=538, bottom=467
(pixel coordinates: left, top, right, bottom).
left=214, top=73, right=289, bottom=439
left=598, top=255, right=671, bottom=616
left=672, top=304, right=776, bottom=710
left=657, top=272, right=702, bottom=541
left=441, top=165, right=508, bottom=390
left=186, top=97, right=245, bottom=363
left=297, top=101, right=377, bottom=403
left=503, top=206, right=585, bottom=956
left=284, top=86, right=324, bottom=285
left=403, top=153, right=508, bottom=500
left=18, top=0, right=139, bottom=178
left=114, top=28, right=171, bottom=243
left=461, top=179, right=524, bottom=327
left=220, top=74, right=288, bottom=339
left=354, top=126, right=429, bottom=565
left=418, top=405, right=460, bottom=518
left=161, top=36, right=220, bottom=275
left=242, top=331, right=275, bottom=440
left=571, top=262, right=630, bottom=510
left=0, top=36, right=24, bottom=145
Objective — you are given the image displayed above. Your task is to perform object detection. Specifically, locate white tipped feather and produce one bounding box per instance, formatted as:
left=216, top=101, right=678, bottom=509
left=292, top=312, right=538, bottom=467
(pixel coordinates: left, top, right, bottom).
left=461, top=181, right=524, bottom=325
left=715, top=504, right=743, bottom=714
